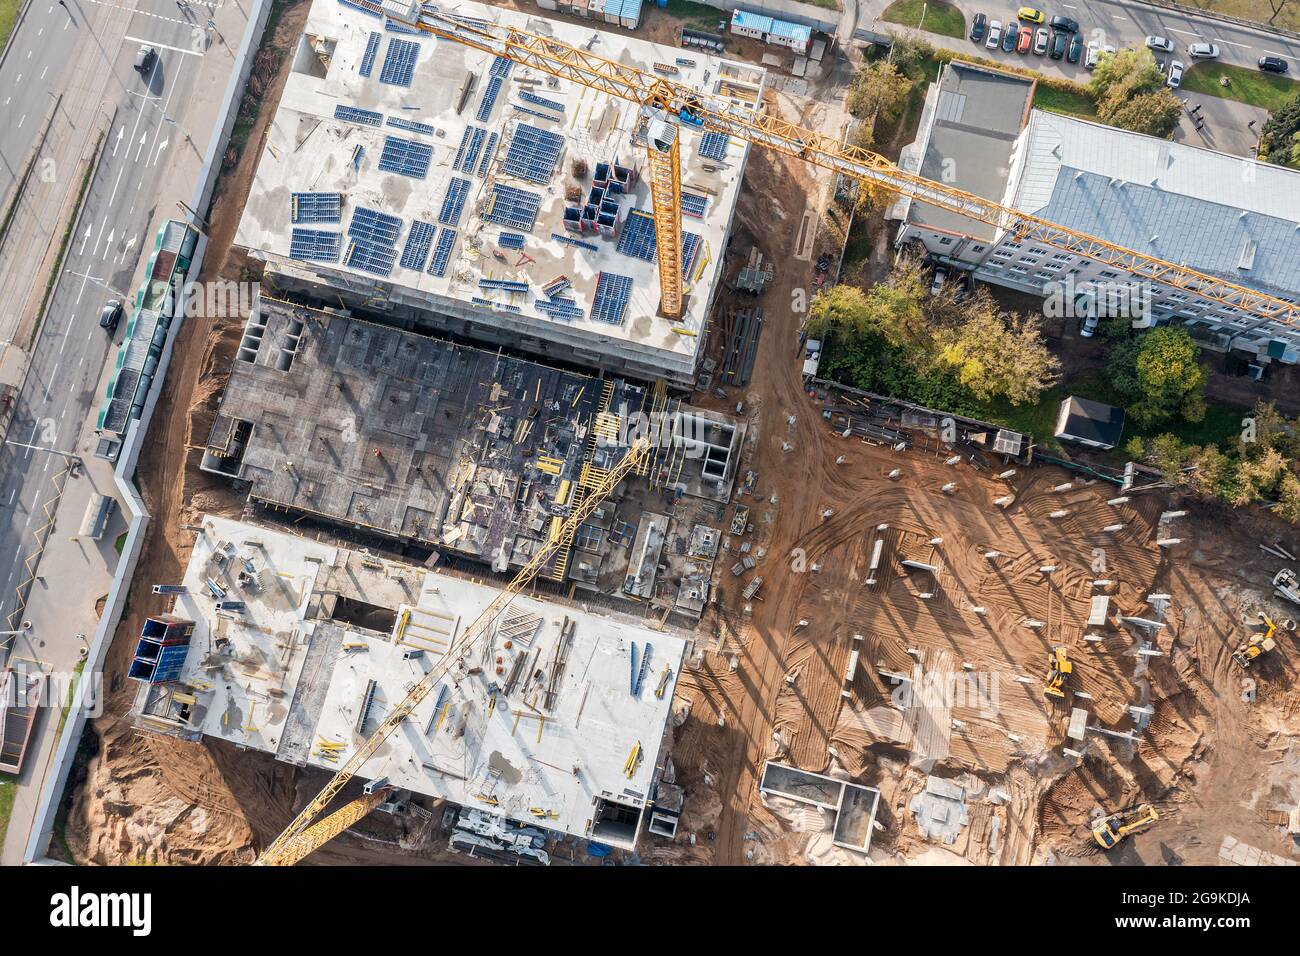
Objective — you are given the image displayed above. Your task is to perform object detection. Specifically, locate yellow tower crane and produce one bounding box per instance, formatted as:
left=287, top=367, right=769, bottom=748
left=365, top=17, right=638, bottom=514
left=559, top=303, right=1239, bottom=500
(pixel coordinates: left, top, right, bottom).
left=256, top=437, right=652, bottom=866
left=404, top=7, right=1300, bottom=330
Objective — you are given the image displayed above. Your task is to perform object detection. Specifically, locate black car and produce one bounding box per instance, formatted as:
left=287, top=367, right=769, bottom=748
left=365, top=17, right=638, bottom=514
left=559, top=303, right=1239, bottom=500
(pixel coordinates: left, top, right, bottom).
left=1067, top=34, right=1084, bottom=63
left=99, top=300, right=123, bottom=332
left=1050, top=15, right=1079, bottom=33
left=970, top=12, right=988, bottom=43
left=1259, top=55, right=1289, bottom=74
left=1049, top=30, right=1067, bottom=60
left=133, top=45, right=157, bottom=76
left=1002, top=21, right=1018, bottom=52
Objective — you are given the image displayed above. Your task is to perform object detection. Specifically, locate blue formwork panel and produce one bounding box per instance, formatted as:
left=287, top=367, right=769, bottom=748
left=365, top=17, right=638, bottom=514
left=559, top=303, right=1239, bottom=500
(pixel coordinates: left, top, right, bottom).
left=428, top=228, right=458, bottom=277
left=681, top=192, right=708, bottom=218
left=477, top=132, right=499, bottom=177
left=348, top=206, right=403, bottom=245
left=387, top=116, right=436, bottom=135
left=379, top=37, right=420, bottom=87
left=335, top=104, right=384, bottom=127
left=400, top=219, right=437, bottom=271
left=502, top=124, right=565, bottom=184
left=291, top=192, right=342, bottom=224
left=616, top=210, right=657, bottom=262
left=290, top=228, right=342, bottom=263
left=591, top=272, right=634, bottom=325
left=439, top=177, right=472, bottom=226
left=378, top=135, right=433, bottom=178
left=698, top=131, right=729, bottom=161
left=345, top=237, right=398, bottom=277
left=483, top=183, right=542, bottom=231
left=477, top=76, right=504, bottom=122
left=359, top=31, right=382, bottom=76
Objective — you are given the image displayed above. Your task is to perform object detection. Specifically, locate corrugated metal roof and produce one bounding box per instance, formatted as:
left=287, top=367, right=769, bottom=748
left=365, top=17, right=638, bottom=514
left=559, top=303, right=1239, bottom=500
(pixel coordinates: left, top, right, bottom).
left=769, top=19, right=812, bottom=42
left=732, top=10, right=774, bottom=32
left=1011, top=111, right=1300, bottom=297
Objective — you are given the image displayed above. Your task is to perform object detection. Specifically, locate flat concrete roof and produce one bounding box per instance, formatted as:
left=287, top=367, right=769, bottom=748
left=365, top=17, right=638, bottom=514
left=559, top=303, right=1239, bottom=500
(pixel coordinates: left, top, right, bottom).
left=134, top=515, right=686, bottom=850
left=907, top=61, right=1034, bottom=241
left=234, top=0, right=765, bottom=375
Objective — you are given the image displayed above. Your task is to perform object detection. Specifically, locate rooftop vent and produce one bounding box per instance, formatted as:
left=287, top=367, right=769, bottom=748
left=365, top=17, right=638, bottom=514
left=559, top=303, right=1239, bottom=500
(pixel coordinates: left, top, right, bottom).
left=1237, top=239, right=1258, bottom=271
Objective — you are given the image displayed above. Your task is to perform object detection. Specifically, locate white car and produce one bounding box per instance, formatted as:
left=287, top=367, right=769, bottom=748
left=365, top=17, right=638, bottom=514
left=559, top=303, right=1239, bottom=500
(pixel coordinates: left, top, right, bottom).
left=1188, top=42, right=1220, bottom=58
left=1033, top=27, right=1049, bottom=55
left=930, top=267, right=948, bottom=297
left=1167, top=59, right=1185, bottom=87
left=986, top=20, right=1002, bottom=49
left=1084, top=40, right=1101, bottom=70
left=1145, top=36, right=1174, bottom=53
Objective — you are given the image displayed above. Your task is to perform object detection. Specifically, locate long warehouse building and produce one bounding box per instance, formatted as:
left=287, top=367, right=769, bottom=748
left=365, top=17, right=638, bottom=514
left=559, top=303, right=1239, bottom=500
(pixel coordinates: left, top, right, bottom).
left=234, top=0, right=766, bottom=386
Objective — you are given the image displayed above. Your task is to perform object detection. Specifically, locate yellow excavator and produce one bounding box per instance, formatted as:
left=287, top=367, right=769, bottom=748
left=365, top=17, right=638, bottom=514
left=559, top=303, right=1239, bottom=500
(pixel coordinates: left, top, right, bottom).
left=1044, top=646, right=1072, bottom=699
left=1232, top=616, right=1277, bottom=669
left=1092, top=804, right=1159, bottom=849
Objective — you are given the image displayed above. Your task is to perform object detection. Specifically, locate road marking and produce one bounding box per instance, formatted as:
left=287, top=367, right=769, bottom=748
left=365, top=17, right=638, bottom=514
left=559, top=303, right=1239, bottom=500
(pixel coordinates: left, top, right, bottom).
left=77, top=221, right=92, bottom=256
left=85, top=0, right=189, bottom=27
left=8, top=490, right=15, bottom=505
left=124, top=34, right=206, bottom=57
left=1219, top=40, right=1250, bottom=50
left=44, top=361, right=61, bottom=401
left=17, top=114, right=25, bottom=129
left=40, top=65, right=48, bottom=79
left=1112, top=15, right=1127, bottom=21
left=1170, top=29, right=1198, bottom=38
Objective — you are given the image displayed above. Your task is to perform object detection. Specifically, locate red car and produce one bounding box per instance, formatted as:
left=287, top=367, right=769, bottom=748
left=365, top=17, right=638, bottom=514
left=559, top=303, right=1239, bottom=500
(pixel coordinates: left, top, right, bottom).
left=1016, top=29, right=1033, bottom=54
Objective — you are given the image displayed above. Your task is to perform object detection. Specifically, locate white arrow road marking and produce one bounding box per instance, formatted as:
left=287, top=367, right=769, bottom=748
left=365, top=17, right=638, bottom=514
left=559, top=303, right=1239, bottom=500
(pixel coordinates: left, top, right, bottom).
left=77, top=222, right=92, bottom=255
left=113, top=126, right=124, bottom=156
left=152, top=138, right=169, bottom=167
left=101, top=229, right=116, bottom=259
left=134, top=132, right=147, bottom=162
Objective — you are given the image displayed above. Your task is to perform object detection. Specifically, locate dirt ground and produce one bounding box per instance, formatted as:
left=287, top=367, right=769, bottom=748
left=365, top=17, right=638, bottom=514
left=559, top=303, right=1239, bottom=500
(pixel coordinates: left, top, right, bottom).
left=61, top=2, right=1300, bottom=868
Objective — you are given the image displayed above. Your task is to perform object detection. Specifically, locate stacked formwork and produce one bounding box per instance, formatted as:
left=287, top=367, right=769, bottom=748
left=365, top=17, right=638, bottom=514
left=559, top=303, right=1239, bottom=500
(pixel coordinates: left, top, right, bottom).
left=565, top=160, right=636, bottom=237
left=129, top=615, right=195, bottom=683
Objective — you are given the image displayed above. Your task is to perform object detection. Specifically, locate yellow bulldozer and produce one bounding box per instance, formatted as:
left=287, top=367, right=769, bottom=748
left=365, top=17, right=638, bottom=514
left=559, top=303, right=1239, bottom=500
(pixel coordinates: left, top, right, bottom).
left=1092, top=804, right=1159, bottom=850
left=1232, top=617, right=1277, bottom=670
left=1044, top=646, right=1072, bottom=699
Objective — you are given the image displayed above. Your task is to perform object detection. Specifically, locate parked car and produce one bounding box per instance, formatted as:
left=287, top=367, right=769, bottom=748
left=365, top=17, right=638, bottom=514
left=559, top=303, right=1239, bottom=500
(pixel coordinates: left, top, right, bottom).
left=99, top=300, right=123, bottom=332
left=1259, top=55, right=1289, bottom=74
left=1067, top=34, right=1084, bottom=63
left=1080, top=315, right=1100, bottom=338
left=1167, top=59, right=1185, bottom=87
left=1017, top=6, right=1045, bottom=24
left=1050, top=15, right=1079, bottom=33
left=1002, top=22, right=1018, bottom=52
left=930, top=267, right=948, bottom=297
left=1084, top=40, right=1101, bottom=70
left=1017, top=28, right=1033, bottom=54
left=1033, top=27, right=1049, bottom=55
left=1049, top=30, right=1068, bottom=60
left=1145, top=36, right=1174, bottom=53
left=970, top=12, right=988, bottom=42
left=1188, top=42, right=1220, bottom=59
left=133, top=45, right=157, bottom=76
left=986, top=19, right=1003, bottom=49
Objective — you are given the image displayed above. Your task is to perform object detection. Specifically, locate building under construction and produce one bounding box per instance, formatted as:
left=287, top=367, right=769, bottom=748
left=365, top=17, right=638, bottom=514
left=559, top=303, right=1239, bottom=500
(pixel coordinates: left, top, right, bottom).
left=132, top=515, right=688, bottom=852
left=234, top=0, right=765, bottom=386
left=202, top=293, right=743, bottom=605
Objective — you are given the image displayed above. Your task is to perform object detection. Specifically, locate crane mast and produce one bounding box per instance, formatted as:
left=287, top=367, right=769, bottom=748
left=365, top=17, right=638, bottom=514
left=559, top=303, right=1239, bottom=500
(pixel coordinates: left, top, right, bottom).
left=408, top=8, right=1300, bottom=331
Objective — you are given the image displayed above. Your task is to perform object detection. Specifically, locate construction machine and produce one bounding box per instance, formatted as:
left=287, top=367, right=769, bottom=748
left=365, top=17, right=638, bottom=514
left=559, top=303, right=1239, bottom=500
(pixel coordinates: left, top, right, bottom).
left=1274, top=568, right=1300, bottom=606
left=1092, top=804, right=1159, bottom=849
left=1044, top=646, right=1072, bottom=699
left=1232, top=616, right=1277, bottom=669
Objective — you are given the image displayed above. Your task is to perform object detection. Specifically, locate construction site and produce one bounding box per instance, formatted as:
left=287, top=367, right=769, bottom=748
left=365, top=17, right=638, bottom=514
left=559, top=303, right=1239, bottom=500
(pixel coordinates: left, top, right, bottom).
left=48, top=0, right=1300, bottom=872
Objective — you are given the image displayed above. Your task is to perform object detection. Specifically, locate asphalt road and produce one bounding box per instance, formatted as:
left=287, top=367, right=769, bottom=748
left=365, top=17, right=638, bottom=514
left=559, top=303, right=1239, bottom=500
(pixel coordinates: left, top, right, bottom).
left=0, top=1, right=207, bottom=632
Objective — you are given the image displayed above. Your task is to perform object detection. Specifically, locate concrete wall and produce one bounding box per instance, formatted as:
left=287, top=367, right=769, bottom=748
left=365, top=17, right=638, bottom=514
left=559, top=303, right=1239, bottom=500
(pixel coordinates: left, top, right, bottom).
left=21, top=0, right=274, bottom=864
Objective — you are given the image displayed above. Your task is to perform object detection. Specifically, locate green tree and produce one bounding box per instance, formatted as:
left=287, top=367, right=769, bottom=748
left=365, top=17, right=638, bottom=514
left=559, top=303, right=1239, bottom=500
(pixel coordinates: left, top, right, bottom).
left=1261, top=92, right=1300, bottom=168
left=1107, top=327, right=1207, bottom=427
left=933, top=293, right=1060, bottom=404
left=847, top=60, right=912, bottom=127
left=1088, top=48, right=1181, bottom=138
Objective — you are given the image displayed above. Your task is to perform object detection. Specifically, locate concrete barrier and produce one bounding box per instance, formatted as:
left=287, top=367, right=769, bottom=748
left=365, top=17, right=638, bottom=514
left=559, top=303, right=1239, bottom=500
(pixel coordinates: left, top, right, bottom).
left=21, top=0, right=273, bottom=865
